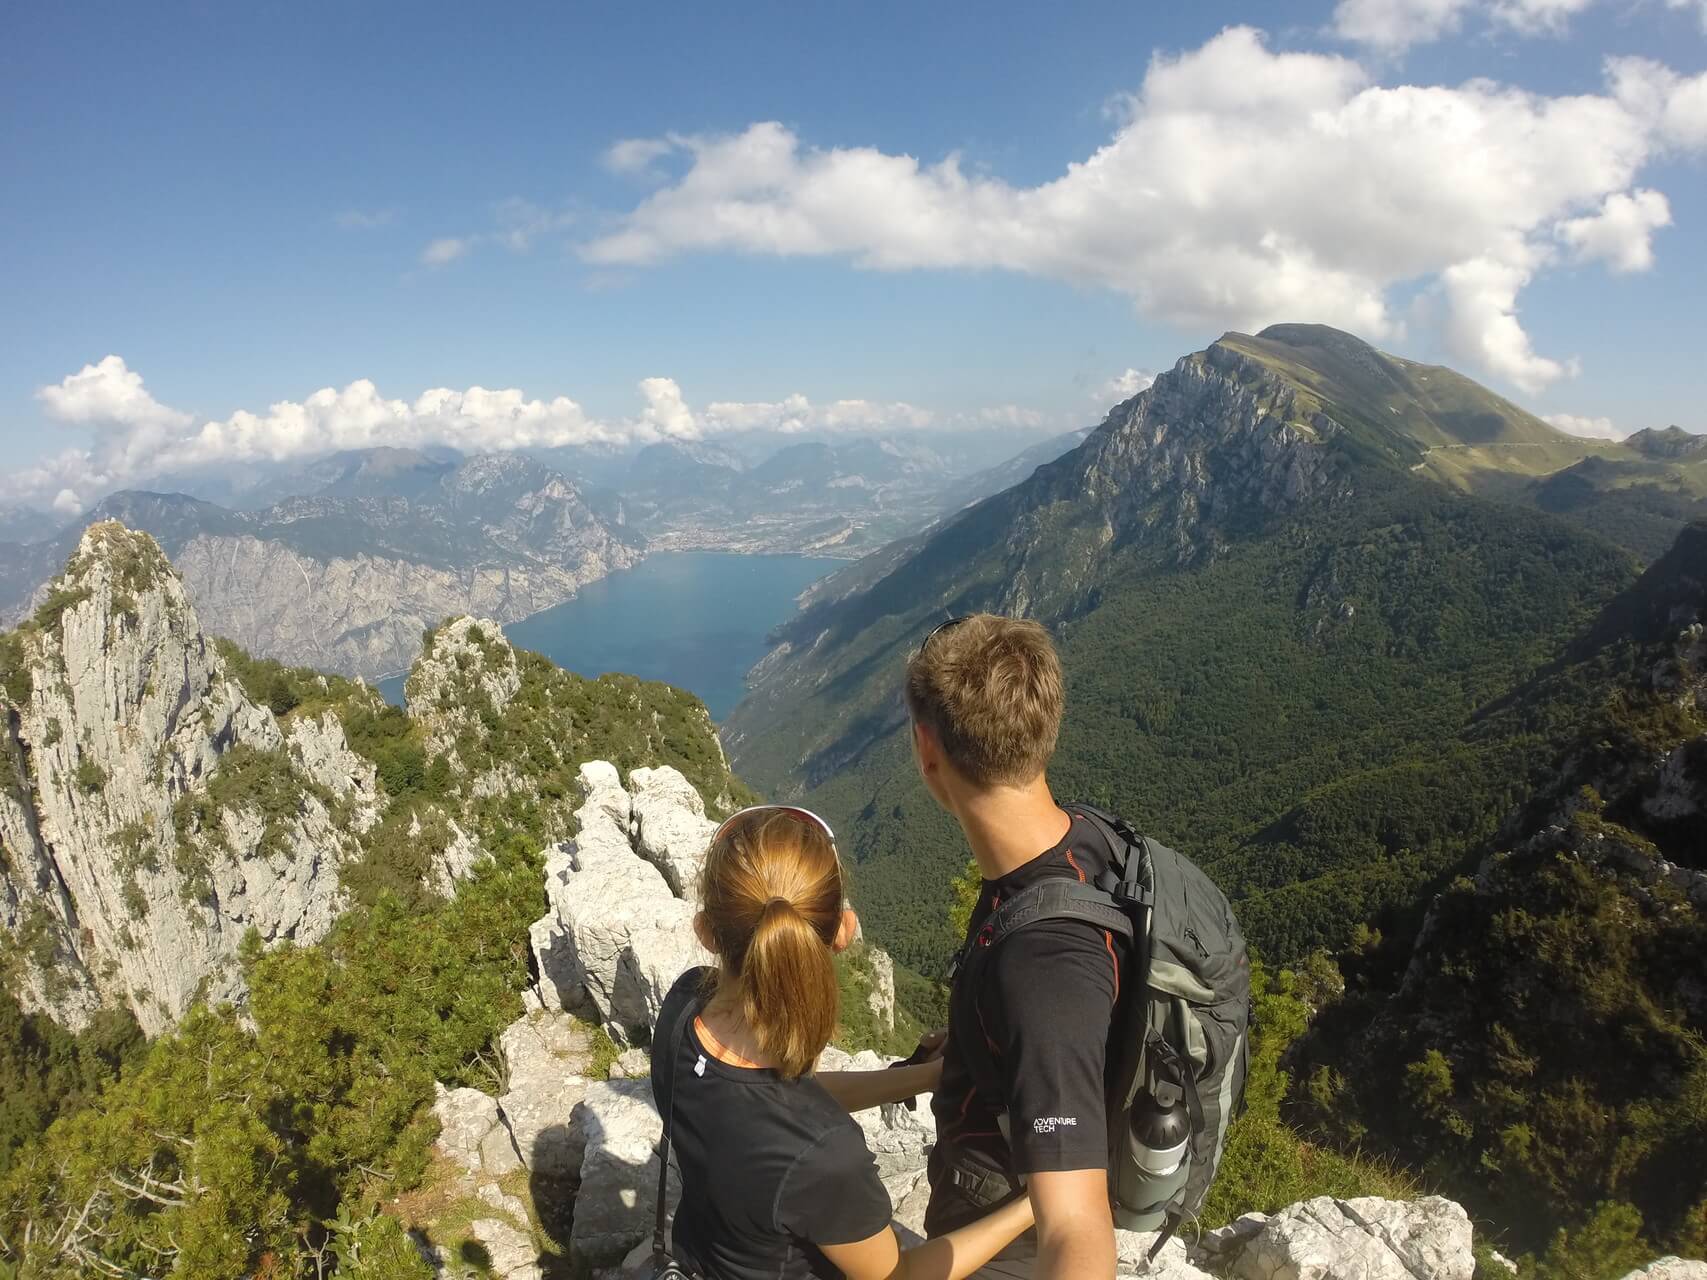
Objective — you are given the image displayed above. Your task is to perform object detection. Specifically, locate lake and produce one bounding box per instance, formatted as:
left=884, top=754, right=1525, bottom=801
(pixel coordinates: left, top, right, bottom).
left=377, top=551, right=838, bottom=720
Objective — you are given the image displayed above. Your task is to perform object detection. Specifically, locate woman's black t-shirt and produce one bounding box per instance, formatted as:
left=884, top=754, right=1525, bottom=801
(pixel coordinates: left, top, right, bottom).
left=651, top=968, right=893, bottom=1280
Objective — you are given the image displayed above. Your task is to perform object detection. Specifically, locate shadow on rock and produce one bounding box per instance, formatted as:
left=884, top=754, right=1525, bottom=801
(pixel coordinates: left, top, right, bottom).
left=529, top=1121, right=579, bottom=1280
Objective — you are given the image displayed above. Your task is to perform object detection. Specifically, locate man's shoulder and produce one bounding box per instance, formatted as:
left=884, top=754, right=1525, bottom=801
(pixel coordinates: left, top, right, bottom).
left=983, top=913, right=1121, bottom=1010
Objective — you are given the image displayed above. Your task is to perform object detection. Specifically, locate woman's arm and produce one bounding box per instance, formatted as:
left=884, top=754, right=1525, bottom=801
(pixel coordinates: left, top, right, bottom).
left=819, top=1193, right=1035, bottom=1280
left=815, top=1058, right=942, bottom=1113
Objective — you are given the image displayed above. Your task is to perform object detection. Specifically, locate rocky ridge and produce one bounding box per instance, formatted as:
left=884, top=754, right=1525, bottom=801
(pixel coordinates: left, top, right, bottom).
left=0, top=524, right=391, bottom=1034
left=3, top=453, right=643, bottom=682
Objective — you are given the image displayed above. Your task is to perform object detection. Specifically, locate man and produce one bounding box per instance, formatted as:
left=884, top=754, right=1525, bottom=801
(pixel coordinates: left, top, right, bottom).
left=907, top=613, right=1122, bottom=1280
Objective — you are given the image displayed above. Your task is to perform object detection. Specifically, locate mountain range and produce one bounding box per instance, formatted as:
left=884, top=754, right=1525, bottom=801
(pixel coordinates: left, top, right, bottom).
left=723, top=324, right=1705, bottom=973
left=0, top=429, right=1083, bottom=683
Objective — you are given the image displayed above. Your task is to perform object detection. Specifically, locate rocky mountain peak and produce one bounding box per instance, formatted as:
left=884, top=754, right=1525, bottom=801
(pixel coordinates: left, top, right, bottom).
left=407, top=616, right=524, bottom=763
left=1627, top=426, right=1707, bottom=460
left=0, top=523, right=378, bottom=1034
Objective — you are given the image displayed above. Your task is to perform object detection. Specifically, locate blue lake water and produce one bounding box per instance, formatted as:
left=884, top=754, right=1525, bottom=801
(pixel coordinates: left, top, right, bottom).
left=377, top=552, right=838, bottom=721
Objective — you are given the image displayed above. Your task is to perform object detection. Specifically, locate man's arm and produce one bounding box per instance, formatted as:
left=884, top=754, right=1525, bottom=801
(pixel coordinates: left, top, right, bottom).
left=1028, top=1169, right=1116, bottom=1280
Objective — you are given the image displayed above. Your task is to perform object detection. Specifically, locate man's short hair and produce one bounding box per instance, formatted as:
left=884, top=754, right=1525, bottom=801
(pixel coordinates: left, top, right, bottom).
left=904, top=613, right=1064, bottom=787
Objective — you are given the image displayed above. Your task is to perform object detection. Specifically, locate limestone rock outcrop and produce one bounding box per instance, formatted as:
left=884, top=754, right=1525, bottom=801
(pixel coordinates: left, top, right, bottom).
left=629, top=765, right=717, bottom=897
left=1221, top=1195, right=1475, bottom=1280
left=1621, top=1261, right=1707, bottom=1279
left=0, top=524, right=381, bottom=1032
left=528, top=763, right=712, bottom=1045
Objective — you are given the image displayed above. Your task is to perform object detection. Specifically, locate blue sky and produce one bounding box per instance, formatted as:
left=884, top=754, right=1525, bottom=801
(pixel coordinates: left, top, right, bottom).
left=3, top=0, right=1705, bottom=508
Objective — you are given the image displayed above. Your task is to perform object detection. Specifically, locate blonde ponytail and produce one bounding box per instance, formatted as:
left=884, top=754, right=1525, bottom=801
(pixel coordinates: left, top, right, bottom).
left=699, top=813, right=844, bottom=1079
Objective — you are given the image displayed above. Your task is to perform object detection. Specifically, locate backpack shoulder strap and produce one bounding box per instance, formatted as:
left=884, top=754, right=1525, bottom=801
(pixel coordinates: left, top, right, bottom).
left=653, top=999, right=694, bottom=1260
left=982, top=878, right=1135, bottom=948
left=954, top=876, right=1138, bottom=1104
left=1062, top=803, right=1155, bottom=911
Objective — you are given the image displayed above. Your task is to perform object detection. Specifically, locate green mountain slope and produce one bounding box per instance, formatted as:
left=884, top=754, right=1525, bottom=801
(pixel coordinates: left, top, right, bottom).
left=1292, top=521, right=1707, bottom=1261
left=724, top=326, right=1644, bottom=976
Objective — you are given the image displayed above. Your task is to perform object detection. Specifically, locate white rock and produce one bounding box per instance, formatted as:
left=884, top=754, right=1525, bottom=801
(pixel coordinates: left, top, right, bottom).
left=866, top=945, right=898, bottom=1035
left=476, top=1182, right=532, bottom=1227
left=1117, top=1228, right=1218, bottom=1279
left=498, top=1010, right=596, bottom=1177
left=432, top=1082, right=502, bottom=1173
left=0, top=524, right=372, bottom=1034
left=569, top=1078, right=679, bottom=1271
left=1228, top=1195, right=1474, bottom=1280
left=1620, top=1261, right=1707, bottom=1280
left=1198, top=1211, right=1271, bottom=1257
left=577, top=760, right=632, bottom=836
left=529, top=817, right=711, bottom=1044
left=628, top=765, right=716, bottom=899
left=479, top=1124, right=524, bottom=1178
left=466, top=1216, right=543, bottom=1280
left=892, top=1169, right=932, bottom=1243
left=608, top=1047, right=651, bottom=1080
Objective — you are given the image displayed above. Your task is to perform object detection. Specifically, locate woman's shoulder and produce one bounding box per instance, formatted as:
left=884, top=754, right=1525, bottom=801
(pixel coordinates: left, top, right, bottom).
left=652, top=967, right=714, bottom=1061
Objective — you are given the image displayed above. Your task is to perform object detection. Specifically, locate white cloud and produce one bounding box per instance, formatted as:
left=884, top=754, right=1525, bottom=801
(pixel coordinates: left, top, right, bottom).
left=1333, top=0, right=1596, bottom=50
left=582, top=28, right=1707, bottom=394
left=421, top=200, right=574, bottom=265
left=1666, top=0, right=1707, bottom=30
left=1609, top=56, right=1707, bottom=151
left=11, top=360, right=1037, bottom=506
left=605, top=137, right=676, bottom=176
left=1557, top=188, right=1671, bottom=272
left=38, top=356, right=192, bottom=432
left=1333, top=0, right=1473, bottom=50
left=421, top=237, right=470, bottom=267
left=1096, top=369, right=1156, bottom=402
left=699, top=393, right=936, bottom=435
left=1545, top=412, right=1624, bottom=439
left=336, top=208, right=396, bottom=230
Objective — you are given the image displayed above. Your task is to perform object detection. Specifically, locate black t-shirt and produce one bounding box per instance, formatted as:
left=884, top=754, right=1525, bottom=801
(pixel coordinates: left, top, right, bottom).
left=926, top=813, right=1126, bottom=1235
left=651, top=968, right=894, bottom=1280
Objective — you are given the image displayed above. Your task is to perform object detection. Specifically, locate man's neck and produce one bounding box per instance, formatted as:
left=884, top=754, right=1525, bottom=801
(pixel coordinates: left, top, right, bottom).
left=953, top=777, right=1072, bottom=881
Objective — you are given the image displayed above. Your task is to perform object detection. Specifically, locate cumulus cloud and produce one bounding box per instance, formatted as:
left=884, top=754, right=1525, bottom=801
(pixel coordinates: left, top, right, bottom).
left=11, top=360, right=1034, bottom=508
left=1545, top=412, right=1625, bottom=439
left=1610, top=56, right=1707, bottom=151
left=1558, top=189, right=1672, bottom=271
left=1096, top=369, right=1156, bottom=402
left=38, top=356, right=192, bottom=432
left=700, top=394, right=936, bottom=435
left=582, top=28, right=1707, bottom=394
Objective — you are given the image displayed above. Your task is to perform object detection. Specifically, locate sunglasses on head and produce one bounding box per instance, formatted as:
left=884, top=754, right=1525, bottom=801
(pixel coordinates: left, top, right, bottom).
left=921, top=614, right=971, bottom=652
left=711, top=804, right=838, bottom=849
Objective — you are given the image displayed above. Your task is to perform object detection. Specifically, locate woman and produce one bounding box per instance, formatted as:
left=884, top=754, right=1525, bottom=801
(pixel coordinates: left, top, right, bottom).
left=651, top=804, right=1034, bottom=1280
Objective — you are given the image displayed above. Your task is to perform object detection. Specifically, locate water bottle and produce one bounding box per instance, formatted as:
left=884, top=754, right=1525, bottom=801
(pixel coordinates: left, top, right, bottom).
left=1114, top=1090, right=1192, bottom=1232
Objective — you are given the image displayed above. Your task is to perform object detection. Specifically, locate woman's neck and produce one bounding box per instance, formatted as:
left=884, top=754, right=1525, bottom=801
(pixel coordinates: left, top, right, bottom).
left=699, top=986, right=780, bottom=1070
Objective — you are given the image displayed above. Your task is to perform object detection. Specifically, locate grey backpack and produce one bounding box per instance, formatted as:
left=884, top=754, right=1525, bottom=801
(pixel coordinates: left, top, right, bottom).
left=951, top=803, right=1251, bottom=1255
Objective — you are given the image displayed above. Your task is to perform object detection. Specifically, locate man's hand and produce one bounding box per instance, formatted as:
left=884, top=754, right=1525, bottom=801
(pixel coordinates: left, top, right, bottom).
left=1028, top=1168, right=1115, bottom=1280
left=915, top=1027, right=948, bottom=1061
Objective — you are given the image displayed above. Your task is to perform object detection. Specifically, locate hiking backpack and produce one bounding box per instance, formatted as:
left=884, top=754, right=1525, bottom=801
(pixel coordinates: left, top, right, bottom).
left=949, top=802, right=1252, bottom=1251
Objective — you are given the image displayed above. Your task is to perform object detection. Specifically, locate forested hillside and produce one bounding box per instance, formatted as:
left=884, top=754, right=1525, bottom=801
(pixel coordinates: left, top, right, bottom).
left=726, top=328, right=1652, bottom=977
left=1293, top=521, right=1707, bottom=1265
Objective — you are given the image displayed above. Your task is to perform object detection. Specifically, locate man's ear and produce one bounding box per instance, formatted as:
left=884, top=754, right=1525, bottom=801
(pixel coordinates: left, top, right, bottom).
left=831, top=907, right=860, bottom=954
left=693, top=910, right=715, bottom=956
left=912, top=719, right=938, bottom=773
